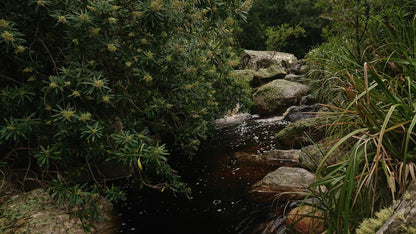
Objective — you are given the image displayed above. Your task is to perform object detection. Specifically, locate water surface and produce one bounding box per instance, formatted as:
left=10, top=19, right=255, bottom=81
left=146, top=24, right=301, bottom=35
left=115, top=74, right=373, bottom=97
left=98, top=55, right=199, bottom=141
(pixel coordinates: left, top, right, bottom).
left=118, top=114, right=288, bottom=233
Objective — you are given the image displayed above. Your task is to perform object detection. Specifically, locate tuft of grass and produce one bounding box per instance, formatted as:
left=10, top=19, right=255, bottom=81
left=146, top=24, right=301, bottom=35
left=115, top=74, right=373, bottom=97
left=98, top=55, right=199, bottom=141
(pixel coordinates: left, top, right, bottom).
left=308, top=3, right=416, bottom=232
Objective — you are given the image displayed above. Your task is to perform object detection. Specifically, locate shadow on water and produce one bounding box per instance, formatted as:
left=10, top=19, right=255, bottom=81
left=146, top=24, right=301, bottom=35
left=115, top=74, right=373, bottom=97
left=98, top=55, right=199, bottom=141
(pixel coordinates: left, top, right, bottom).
left=117, top=114, right=289, bottom=233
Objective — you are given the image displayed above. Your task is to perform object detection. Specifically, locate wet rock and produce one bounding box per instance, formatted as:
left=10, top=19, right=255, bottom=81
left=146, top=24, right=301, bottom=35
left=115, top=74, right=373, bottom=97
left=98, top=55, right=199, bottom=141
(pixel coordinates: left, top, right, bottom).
left=261, top=150, right=300, bottom=166
left=239, top=50, right=297, bottom=71
left=235, top=149, right=300, bottom=168
left=0, top=188, right=119, bottom=234
left=252, top=80, right=311, bottom=116
left=233, top=152, right=261, bottom=163
left=283, top=105, right=320, bottom=122
left=286, top=205, right=324, bottom=234
left=215, top=113, right=257, bottom=129
left=275, top=116, right=332, bottom=148
left=255, top=216, right=287, bottom=234
left=250, top=167, right=315, bottom=202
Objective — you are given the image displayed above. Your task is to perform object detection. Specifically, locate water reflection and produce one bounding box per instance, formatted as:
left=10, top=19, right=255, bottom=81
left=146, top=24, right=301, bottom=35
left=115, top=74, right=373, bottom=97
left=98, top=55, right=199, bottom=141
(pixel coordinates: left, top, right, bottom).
left=118, top=114, right=288, bottom=233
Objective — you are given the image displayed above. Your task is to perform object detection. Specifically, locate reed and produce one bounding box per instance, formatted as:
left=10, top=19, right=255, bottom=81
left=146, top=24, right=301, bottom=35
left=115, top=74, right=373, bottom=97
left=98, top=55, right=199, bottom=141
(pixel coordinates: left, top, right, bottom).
left=309, top=4, right=416, bottom=232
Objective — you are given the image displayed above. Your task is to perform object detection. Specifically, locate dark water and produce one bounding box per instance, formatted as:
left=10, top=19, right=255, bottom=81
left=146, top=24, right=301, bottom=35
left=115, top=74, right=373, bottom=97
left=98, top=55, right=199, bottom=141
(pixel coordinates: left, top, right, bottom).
left=117, top=114, right=289, bottom=234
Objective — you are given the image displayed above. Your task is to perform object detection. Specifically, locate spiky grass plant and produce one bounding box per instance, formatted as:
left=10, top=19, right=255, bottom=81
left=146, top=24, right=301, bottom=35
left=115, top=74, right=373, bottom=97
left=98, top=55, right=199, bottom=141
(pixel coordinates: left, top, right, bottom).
left=309, top=3, right=416, bottom=232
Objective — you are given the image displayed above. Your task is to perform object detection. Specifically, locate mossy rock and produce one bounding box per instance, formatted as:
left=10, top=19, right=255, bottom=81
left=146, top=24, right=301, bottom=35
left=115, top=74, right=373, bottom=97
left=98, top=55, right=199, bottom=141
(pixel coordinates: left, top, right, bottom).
left=230, top=69, right=256, bottom=83
left=231, top=65, right=287, bottom=88
left=0, top=189, right=118, bottom=234
left=275, top=115, right=333, bottom=148
left=252, top=80, right=311, bottom=116
left=361, top=183, right=416, bottom=233
left=250, top=64, right=287, bottom=87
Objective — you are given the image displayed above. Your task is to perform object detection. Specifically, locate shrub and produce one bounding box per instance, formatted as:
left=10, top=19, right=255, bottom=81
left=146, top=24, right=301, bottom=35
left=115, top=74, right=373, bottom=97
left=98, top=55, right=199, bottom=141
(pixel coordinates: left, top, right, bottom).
left=264, top=23, right=306, bottom=52
left=237, top=0, right=327, bottom=57
left=0, top=0, right=252, bottom=220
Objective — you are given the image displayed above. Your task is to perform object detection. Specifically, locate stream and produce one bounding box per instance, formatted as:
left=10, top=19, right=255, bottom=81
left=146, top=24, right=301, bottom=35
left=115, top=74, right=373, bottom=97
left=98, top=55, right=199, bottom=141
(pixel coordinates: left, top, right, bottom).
left=117, top=113, right=290, bottom=233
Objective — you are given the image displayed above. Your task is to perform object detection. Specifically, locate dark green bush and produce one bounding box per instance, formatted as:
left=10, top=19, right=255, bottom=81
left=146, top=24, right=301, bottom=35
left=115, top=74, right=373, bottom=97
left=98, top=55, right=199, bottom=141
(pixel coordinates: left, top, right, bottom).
left=237, top=0, right=327, bottom=57
left=264, top=23, right=306, bottom=52
left=0, top=0, right=252, bottom=215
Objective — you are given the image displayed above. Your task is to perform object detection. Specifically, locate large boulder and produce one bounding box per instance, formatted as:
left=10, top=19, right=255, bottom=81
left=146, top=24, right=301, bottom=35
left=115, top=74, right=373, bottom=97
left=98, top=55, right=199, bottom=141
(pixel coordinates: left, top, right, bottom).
left=250, top=167, right=315, bottom=202
left=252, top=80, right=311, bottom=116
left=0, top=188, right=119, bottom=234
left=275, top=116, right=332, bottom=148
left=239, top=50, right=297, bottom=71
left=235, top=149, right=300, bottom=168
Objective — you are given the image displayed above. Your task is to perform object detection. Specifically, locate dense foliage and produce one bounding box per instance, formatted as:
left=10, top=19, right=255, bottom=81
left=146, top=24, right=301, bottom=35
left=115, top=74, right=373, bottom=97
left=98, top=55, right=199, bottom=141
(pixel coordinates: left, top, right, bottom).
left=237, top=0, right=327, bottom=57
left=0, top=0, right=252, bottom=221
left=307, top=0, right=416, bottom=232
